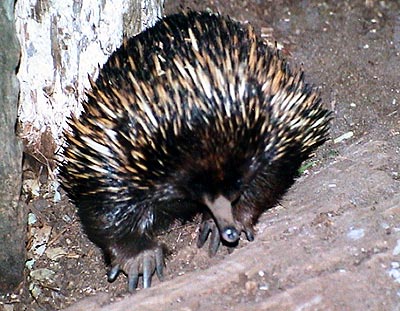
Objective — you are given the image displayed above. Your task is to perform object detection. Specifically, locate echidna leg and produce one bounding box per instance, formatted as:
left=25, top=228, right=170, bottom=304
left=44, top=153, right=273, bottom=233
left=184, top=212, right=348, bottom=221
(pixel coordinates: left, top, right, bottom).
left=104, top=233, right=164, bottom=291
left=232, top=168, right=295, bottom=243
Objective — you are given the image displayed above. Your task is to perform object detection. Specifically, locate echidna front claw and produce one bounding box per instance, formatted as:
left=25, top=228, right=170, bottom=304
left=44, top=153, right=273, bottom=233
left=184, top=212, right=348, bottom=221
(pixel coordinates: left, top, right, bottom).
left=197, top=217, right=221, bottom=256
left=244, top=227, right=255, bottom=242
left=107, top=264, right=120, bottom=282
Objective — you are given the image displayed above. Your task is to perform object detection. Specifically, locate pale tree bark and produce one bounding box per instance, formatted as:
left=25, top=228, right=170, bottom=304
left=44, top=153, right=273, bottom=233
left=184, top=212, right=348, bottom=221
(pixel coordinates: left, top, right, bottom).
left=0, top=0, right=25, bottom=294
left=15, top=0, right=164, bottom=169
left=0, top=0, right=163, bottom=294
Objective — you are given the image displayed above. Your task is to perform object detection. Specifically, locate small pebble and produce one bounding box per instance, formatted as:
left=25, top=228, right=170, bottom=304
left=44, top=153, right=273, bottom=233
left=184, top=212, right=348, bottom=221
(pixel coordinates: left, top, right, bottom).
left=245, top=281, right=258, bottom=294
left=347, top=228, right=365, bottom=240
left=334, top=131, right=354, bottom=144
left=393, top=240, right=400, bottom=256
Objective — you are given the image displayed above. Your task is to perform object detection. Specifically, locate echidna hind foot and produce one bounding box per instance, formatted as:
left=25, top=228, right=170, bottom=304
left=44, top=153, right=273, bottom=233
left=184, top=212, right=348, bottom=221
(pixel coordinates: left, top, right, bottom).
left=107, top=238, right=164, bottom=292
left=107, top=245, right=164, bottom=291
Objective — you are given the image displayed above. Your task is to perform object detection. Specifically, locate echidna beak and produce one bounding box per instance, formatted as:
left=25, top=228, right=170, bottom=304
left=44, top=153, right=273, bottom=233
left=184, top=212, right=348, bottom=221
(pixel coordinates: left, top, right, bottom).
left=203, top=195, right=240, bottom=244
left=221, top=226, right=240, bottom=243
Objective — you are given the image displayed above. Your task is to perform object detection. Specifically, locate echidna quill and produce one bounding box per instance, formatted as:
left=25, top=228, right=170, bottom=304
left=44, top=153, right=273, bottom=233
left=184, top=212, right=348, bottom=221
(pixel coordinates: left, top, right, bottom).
left=59, top=11, right=331, bottom=291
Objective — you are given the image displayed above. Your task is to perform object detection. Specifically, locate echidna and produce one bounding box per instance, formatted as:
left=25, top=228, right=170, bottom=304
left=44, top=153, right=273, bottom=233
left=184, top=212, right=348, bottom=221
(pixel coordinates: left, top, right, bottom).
left=59, top=11, right=331, bottom=291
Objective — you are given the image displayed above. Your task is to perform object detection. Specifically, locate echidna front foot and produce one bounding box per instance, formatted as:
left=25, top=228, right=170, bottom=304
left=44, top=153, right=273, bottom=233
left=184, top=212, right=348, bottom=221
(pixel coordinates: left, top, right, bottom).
left=197, top=213, right=222, bottom=256
left=197, top=211, right=255, bottom=256
left=108, top=244, right=164, bottom=291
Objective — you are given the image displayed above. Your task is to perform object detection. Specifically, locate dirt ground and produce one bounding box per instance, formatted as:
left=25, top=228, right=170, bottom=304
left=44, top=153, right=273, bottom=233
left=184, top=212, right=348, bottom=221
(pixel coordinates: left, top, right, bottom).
left=1, top=0, right=399, bottom=310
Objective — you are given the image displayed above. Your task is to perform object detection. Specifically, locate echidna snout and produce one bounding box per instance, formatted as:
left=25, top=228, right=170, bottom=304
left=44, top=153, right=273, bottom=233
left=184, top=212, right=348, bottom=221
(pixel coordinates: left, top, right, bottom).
left=204, top=195, right=240, bottom=243
left=221, top=226, right=240, bottom=243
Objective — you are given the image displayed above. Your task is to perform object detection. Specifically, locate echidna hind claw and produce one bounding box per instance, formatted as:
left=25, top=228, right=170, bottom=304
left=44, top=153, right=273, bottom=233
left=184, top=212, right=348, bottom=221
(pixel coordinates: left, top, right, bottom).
left=142, top=247, right=164, bottom=288
left=155, top=247, right=164, bottom=281
left=128, top=265, right=140, bottom=292
left=142, top=252, right=152, bottom=288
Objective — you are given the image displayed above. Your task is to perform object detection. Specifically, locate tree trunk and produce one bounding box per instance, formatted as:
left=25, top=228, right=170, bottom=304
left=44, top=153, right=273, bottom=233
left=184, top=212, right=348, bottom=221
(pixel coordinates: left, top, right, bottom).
left=16, top=0, right=164, bottom=158
left=0, top=0, right=25, bottom=294
left=0, top=0, right=163, bottom=295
